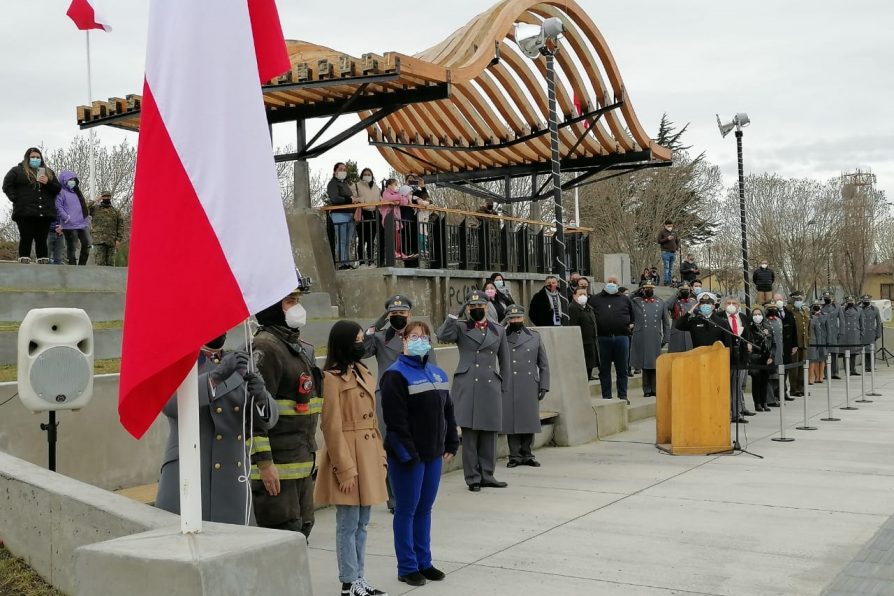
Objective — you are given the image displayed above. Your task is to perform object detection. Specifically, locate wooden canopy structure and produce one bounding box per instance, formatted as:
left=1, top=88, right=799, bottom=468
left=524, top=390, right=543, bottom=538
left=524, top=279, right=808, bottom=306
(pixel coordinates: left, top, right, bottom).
left=76, top=0, right=671, bottom=194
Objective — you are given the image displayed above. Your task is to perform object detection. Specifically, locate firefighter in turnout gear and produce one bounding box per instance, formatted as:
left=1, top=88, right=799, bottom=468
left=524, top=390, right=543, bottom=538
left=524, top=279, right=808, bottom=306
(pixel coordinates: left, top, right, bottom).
left=250, top=288, right=323, bottom=537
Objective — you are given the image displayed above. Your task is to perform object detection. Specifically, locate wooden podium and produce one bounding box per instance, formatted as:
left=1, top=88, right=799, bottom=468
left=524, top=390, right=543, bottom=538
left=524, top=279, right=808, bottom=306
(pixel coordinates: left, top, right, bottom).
left=655, top=342, right=731, bottom=455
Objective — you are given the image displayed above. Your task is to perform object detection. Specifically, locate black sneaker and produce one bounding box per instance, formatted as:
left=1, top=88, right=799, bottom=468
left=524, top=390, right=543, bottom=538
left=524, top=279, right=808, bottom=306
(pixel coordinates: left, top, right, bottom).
left=356, top=578, right=388, bottom=595
left=420, top=566, right=446, bottom=581
left=398, top=572, right=427, bottom=586
left=342, top=582, right=352, bottom=596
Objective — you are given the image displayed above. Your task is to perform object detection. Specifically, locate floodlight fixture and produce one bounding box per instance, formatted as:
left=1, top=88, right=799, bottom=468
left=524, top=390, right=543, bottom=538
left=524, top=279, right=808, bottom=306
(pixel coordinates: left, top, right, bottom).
left=515, top=17, right=564, bottom=58
left=717, top=112, right=750, bottom=138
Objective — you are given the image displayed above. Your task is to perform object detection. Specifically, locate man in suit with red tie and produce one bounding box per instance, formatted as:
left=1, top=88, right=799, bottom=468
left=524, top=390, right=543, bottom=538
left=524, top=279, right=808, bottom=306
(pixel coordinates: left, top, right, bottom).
left=718, top=296, right=755, bottom=423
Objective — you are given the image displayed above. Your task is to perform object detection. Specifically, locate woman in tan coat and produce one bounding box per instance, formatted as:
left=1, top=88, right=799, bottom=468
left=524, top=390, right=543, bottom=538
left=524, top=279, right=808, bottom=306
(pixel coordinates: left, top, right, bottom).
left=315, top=320, right=389, bottom=596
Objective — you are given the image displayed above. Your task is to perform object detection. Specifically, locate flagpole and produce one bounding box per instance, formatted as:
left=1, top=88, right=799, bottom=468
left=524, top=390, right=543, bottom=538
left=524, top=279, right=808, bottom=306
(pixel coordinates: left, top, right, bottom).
left=86, top=30, right=97, bottom=204
left=176, top=362, right=203, bottom=533
left=574, top=186, right=580, bottom=228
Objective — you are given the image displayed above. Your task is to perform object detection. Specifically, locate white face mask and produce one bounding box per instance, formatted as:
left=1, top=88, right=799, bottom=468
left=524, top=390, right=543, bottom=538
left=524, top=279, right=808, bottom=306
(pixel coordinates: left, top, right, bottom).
left=576, top=295, right=588, bottom=305
left=335, top=171, right=347, bottom=181
left=284, top=303, right=307, bottom=328
left=752, top=314, right=763, bottom=324
left=775, top=300, right=784, bottom=309
left=361, top=175, right=372, bottom=183
left=760, top=264, right=768, bottom=269
left=725, top=304, right=738, bottom=315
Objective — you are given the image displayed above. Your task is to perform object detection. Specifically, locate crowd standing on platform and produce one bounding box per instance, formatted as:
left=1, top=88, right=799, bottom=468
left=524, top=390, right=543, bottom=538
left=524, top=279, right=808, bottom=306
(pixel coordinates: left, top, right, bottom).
left=4, top=147, right=124, bottom=265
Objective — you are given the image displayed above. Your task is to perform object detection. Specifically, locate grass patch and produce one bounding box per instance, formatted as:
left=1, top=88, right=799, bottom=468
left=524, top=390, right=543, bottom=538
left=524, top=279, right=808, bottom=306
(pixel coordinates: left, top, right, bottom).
left=0, top=546, right=63, bottom=596
left=0, top=321, right=123, bottom=333
left=0, top=359, right=122, bottom=383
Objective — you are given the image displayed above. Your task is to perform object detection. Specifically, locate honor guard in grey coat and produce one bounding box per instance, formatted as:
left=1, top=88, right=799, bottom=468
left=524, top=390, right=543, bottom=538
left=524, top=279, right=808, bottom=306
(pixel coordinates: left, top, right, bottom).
left=362, top=294, right=437, bottom=511
left=807, top=303, right=829, bottom=362
left=502, top=305, right=549, bottom=468
left=838, top=296, right=864, bottom=375
left=156, top=336, right=279, bottom=525
left=666, top=285, right=696, bottom=352
left=630, top=282, right=669, bottom=397
left=820, top=292, right=842, bottom=378
left=437, top=290, right=511, bottom=491
left=859, top=295, right=883, bottom=371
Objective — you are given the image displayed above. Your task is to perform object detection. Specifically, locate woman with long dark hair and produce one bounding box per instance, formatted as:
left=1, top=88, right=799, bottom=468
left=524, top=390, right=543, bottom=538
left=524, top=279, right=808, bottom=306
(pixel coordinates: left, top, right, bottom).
left=55, top=171, right=92, bottom=265
left=380, top=320, right=458, bottom=587
left=353, top=167, right=381, bottom=267
left=3, top=147, right=61, bottom=263
left=315, top=320, right=389, bottom=596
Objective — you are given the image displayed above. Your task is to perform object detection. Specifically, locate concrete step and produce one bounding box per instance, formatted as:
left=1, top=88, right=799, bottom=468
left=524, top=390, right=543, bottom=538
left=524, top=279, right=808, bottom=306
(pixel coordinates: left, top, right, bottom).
left=0, top=327, right=122, bottom=365
left=588, top=374, right=643, bottom=396
left=0, top=290, right=124, bottom=322
left=0, top=262, right=127, bottom=292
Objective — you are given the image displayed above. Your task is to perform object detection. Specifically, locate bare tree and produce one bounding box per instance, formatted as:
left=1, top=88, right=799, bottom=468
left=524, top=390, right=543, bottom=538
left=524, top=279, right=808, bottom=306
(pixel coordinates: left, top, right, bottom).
left=833, top=178, right=888, bottom=297
left=46, top=135, right=136, bottom=214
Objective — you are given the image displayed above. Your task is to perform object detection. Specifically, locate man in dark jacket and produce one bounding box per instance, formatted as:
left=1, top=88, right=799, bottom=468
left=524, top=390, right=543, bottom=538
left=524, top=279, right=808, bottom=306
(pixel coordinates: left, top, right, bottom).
left=680, top=254, right=700, bottom=285
left=529, top=276, right=568, bottom=327
left=716, top=297, right=755, bottom=422
left=568, top=286, right=599, bottom=379
left=752, top=260, right=775, bottom=305
left=589, top=276, right=635, bottom=401
left=673, top=292, right=725, bottom=348
left=656, top=220, right=679, bottom=286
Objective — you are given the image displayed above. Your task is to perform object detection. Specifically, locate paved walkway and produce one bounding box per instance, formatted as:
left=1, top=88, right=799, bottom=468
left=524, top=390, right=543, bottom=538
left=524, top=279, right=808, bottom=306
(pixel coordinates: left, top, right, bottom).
left=307, top=366, right=894, bottom=596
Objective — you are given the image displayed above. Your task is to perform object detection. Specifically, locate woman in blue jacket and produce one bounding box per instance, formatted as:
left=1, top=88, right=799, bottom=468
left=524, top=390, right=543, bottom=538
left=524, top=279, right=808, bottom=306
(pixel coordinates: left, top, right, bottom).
left=380, top=320, right=459, bottom=587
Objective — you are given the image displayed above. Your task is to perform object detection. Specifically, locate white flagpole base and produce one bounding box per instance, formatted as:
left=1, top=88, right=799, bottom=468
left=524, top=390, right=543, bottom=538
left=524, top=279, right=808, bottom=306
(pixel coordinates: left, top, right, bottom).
left=177, top=362, right=203, bottom=534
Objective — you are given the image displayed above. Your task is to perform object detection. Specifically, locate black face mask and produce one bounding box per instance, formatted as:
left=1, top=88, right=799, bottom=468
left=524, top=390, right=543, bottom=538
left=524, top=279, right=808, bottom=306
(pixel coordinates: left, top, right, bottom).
left=644, top=289, right=654, bottom=297
left=205, top=334, right=227, bottom=350
left=469, top=308, right=486, bottom=322
left=862, top=301, right=871, bottom=307
left=680, top=290, right=690, bottom=298
left=101, top=199, right=112, bottom=206
left=389, top=315, right=408, bottom=330
left=824, top=298, right=831, bottom=304
left=812, top=307, right=821, bottom=314
left=507, top=322, right=524, bottom=333
left=350, top=342, right=366, bottom=362
left=767, top=309, right=778, bottom=317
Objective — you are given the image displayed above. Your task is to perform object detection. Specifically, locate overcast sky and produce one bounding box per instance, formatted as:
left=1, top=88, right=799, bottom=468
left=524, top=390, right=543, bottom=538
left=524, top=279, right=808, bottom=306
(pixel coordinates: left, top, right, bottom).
left=1, top=0, right=891, bottom=211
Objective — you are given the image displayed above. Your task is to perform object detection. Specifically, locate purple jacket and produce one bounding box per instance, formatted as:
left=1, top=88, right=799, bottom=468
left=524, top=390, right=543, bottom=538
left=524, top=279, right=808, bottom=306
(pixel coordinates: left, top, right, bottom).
left=55, top=171, right=89, bottom=230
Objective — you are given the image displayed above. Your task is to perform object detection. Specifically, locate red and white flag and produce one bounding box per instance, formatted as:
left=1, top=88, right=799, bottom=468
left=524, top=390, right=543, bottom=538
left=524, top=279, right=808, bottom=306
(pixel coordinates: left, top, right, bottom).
left=119, top=0, right=294, bottom=438
left=66, top=0, right=112, bottom=32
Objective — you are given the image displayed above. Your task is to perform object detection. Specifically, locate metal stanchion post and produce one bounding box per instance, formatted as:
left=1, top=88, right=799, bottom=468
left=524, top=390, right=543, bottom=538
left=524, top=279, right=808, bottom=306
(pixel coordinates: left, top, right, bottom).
left=821, top=352, right=840, bottom=421
left=772, top=363, right=794, bottom=442
left=856, top=345, right=872, bottom=403
left=796, top=358, right=817, bottom=430
left=841, top=348, right=858, bottom=410
left=868, top=342, right=882, bottom=397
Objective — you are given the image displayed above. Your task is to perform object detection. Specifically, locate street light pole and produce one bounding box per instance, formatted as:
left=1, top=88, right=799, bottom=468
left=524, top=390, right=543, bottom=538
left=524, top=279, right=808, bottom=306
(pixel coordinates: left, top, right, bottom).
left=735, top=129, right=750, bottom=308
left=545, top=52, right=566, bottom=287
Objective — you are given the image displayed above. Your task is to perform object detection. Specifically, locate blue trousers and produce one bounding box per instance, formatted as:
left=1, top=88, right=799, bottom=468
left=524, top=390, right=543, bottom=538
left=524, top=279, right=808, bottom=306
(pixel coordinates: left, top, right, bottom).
left=661, top=250, right=675, bottom=284
left=597, top=335, right=630, bottom=399
left=388, top=456, right=443, bottom=576
left=330, top=212, right=355, bottom=265
left=335, top=505, right=371, bottom=583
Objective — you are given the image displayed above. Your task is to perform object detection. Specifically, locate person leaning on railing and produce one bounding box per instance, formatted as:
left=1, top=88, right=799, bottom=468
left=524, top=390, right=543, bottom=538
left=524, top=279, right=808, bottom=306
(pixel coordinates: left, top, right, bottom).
left=380, top=179, right=410, bottom=260
left=327, top=161, right=358, bottom=270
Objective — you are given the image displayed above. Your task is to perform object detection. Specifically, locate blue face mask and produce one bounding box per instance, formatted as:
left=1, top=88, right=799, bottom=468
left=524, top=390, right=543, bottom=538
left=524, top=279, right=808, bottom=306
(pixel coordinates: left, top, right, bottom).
left=699, top=304, right=714, bottom=316
left=794, top=301, right=804, bottom=309
left=66, top=180, right=77, bottom=190
left=605, top=283, right=618, bottom=294
left=29, top=157, right=41, bottom=168
left=693, top=287, right=703, bottom=295
left=407, top=338, right=431, bottom=357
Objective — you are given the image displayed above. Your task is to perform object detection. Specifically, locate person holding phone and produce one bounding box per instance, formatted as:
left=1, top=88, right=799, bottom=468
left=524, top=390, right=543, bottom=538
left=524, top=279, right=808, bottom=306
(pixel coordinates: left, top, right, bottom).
left=2, top=147, right=61, bottom=263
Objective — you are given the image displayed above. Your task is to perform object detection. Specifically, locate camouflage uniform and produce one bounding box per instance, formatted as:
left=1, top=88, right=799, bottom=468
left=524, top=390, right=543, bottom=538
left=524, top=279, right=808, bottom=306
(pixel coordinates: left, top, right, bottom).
left=88, top=201, right=122, bottom=266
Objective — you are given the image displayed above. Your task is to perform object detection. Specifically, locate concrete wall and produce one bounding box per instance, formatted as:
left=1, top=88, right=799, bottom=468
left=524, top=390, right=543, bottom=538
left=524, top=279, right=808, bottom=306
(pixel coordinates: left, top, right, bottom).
left=0, top=262, right=127, bottom=291
left=0, top=290, right=124, bottom=322
left=0, top=450, right=177, bottom=595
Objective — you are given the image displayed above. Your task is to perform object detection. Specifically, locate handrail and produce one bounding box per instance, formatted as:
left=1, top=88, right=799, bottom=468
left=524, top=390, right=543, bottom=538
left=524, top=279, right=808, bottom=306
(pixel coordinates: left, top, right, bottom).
left=317, top=200, right=594, bottom=233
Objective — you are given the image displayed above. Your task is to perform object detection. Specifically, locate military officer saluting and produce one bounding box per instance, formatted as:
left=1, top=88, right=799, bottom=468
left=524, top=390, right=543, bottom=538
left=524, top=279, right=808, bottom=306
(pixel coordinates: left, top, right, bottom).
left=437, top=290, right=511, bottom=492
left=666, top=284, right=696, bottom=352
left=251, top=286, right=323, bottom=538
left=630, top=281, right=669, bottom=397
left=502, top=305, right=549, bottom=468
left=859, top=295, right=882, bottom=372
left=362, top=294, right=436, bottom=511
left=155, top=335, right=278, bottom=525
left=839, top=295, right=864, bottom=375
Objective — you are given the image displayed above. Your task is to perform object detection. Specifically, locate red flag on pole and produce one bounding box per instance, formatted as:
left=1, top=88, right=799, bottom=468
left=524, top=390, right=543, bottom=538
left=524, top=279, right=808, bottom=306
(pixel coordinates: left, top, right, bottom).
left=118, top=0, right=295, bottom=438
left=66, top=0, right=112, bottom=32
